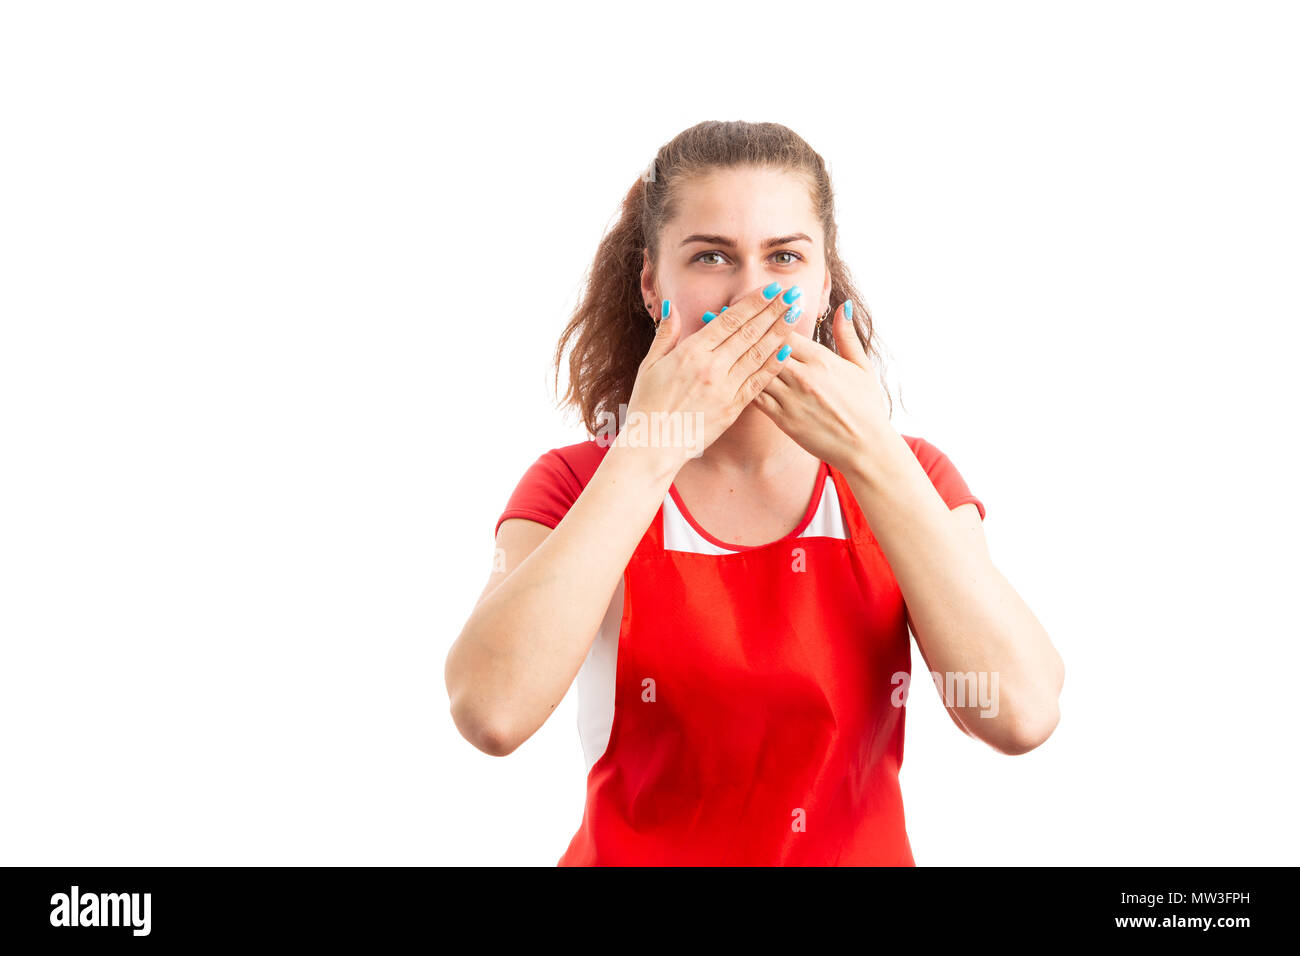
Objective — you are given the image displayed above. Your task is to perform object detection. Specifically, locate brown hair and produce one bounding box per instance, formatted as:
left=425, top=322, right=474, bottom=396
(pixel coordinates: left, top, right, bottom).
left=551, top=120, right=899, bottom=437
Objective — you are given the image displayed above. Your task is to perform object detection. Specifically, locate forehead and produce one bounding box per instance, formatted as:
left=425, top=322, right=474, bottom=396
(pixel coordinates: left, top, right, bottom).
left=669, top=166, right=818, bottom=237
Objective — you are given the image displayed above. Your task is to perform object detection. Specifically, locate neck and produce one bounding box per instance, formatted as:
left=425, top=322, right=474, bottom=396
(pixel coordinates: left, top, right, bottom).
left=688, top=404, right=816, bottom=480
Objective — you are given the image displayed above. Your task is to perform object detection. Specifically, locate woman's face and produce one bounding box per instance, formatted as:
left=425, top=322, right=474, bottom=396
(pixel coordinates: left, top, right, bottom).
left=643, top=165, right=831, bottom=338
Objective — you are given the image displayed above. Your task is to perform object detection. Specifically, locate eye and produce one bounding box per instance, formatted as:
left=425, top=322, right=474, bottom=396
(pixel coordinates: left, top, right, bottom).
left=692, top=250, right=805, bottom=265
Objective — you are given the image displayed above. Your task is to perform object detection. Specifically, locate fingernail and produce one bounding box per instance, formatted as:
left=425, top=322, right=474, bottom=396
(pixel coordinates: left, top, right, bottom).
left=844, top=299, right=853, bottom=320
left=720, top=306, right=728, bottom=312
left=762, top=282, right=781, bottom=300
left=701, top=311, right=716, bottom=324
left=661, top=299, right=671, bottom=319
left=782, top=304, right=803, bottom=324
left=782, top=285, right=803, bottom=305
left=777, top=344, right=791, bottom=361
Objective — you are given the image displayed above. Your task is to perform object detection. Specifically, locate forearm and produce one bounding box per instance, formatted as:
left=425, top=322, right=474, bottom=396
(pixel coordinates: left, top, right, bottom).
left=449, top=442, right=683, bottom=752
left=842, top=425, right=1063, bottom=753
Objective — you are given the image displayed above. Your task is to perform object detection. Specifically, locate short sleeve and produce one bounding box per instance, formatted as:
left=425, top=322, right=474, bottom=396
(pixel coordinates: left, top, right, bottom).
left=906, top=436, right=986, bottom=520
left=494, top=448, right=585, bottom=538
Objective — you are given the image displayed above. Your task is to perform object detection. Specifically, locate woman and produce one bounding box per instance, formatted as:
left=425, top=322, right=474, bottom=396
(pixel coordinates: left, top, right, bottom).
left=445, top=121, right=1064, bottom=866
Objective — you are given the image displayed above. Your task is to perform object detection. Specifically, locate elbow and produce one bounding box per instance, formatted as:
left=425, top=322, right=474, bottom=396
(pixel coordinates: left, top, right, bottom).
left=445, top=644, right=522, bottom=758
left=1051, top=647, right=1066, bottom=695
left=1000, top=643, right=1065, bottom=755
left=468, top=722, right=524, bottom=758
left=997, top=703, right=1060, bottom=755
left=449, top=698, right=523, bottom=757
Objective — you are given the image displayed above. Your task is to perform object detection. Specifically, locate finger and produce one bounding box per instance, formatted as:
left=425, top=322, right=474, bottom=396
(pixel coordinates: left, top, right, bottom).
left=726, top=294, right=800, bottom=383
left=641, top=298, right=681, bottom=366
left=832, top=299, right=870, bottom=369
left=697, top=281, right=803, bottom=366
left=768, top=329, right=826, bottom=376
left=732, top=332, right=797, bottom=410
left=750, top=388, right=784, bottom=420
left=762, top=370, right=794, bottom=404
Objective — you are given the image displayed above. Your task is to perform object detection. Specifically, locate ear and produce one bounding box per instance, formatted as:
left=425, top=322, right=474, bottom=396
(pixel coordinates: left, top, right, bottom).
left=833, top=301, right=871, bottom=370
left=640, top=248, right=657, bottom=305
left=641, top=297, right=681, bottom=365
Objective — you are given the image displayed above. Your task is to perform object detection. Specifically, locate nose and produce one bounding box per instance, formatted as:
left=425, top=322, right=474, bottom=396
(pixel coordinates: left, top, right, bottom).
left=727, top=260, right=778, bottom=309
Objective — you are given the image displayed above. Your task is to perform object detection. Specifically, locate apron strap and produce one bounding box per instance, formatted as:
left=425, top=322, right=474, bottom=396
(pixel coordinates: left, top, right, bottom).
left=828, top=463, right=878, bottom=550
left=634, top=499, right=667, bottom=558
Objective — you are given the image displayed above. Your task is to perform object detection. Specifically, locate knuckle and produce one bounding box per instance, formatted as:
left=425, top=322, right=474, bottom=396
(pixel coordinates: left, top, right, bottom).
left=719, top=308, right=744, bottom=331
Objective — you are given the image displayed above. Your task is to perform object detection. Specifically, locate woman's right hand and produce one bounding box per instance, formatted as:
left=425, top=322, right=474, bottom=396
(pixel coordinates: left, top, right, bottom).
left=448, top=282, right=802, bottom=757
left=622, top=281, right=803, bottom=462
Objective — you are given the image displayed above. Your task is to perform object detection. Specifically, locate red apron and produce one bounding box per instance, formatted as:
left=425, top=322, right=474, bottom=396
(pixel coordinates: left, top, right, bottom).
left=558, top=463, right=916, bottom=866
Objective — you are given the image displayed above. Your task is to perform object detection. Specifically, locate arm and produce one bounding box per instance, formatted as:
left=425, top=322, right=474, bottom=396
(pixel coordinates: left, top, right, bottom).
left=846, top=427, right=1065, bottom=755
left=445, top=443, right=683, bottom=757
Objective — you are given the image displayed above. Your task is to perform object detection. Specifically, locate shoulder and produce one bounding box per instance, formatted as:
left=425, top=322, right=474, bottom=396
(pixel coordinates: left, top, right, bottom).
left=547, top=437, right=612, bottom=484
left=898, top=433, right=986, bottom=520
left=520, top=437, right=611, bottom=492
left=495, top=438, right=613, bottom=536
left=900, top=433, right=947, bottom=466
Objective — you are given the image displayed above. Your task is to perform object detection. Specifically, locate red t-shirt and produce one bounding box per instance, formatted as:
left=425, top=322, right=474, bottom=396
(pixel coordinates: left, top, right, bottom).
left=496, top=434, right=984, bottom=538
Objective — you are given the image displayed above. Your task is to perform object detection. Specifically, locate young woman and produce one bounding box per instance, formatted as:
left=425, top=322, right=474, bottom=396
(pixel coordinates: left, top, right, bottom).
left=446, top=121, right=1064, bottom=866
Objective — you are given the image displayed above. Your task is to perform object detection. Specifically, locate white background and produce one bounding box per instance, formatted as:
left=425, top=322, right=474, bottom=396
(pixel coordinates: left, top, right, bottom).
left=2, top=0, right=1296, bottom=866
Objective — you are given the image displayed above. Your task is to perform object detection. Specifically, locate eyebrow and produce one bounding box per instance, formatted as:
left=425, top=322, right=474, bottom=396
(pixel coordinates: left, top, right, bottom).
left=679, top=233, right=813, bottom=249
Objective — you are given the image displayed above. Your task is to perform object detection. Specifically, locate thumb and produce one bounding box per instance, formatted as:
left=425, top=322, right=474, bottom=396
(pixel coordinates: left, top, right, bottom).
left=833, top=299, right=870, bottom=369
left=643, top=298, right=680, bottom=364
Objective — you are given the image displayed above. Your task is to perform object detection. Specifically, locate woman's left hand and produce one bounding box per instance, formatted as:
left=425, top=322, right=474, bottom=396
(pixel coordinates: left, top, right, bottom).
left=751, top=302, right=892, bottom=474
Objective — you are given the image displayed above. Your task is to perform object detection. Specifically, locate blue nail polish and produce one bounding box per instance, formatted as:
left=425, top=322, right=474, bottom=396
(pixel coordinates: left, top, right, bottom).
left=762, top=282, right=781, bottom=300
left=777, top=344, right=791, bottom=361
left=782, top=304, right=803, bottom=324
left=661, top=299, right=670, bottom=319
left=701, top=311, right=716, bottom=324
left=844, top=299, right=853, bottom=320
left=782, top=285, right=802, bottom=305
left=720, top=306, right=728, bottom=312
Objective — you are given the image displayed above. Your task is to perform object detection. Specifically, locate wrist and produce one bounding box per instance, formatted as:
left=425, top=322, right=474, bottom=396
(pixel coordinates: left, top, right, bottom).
left=842, top=421, right=908, bottom=489
left=603, top=440, right=686, bottom=493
